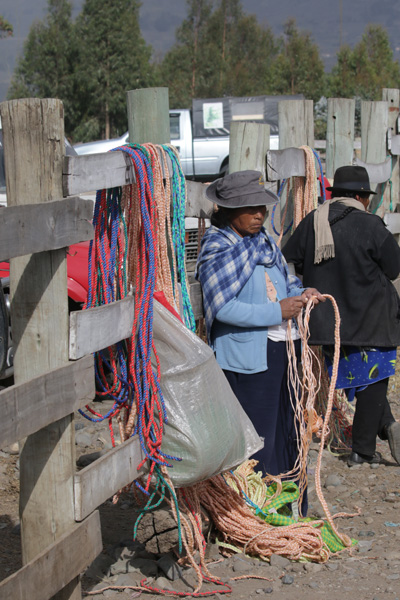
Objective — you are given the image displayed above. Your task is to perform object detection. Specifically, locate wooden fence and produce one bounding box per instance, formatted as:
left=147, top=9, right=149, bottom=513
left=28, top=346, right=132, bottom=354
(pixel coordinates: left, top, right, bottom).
left=1, top=86, right=400, bottom=599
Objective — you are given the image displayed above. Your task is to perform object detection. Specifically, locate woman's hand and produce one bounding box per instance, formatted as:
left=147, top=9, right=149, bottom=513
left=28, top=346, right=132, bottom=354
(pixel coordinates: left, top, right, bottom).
left=279, top=296, right=305, bottom=320
left=301, top=288, right=326, bottom=305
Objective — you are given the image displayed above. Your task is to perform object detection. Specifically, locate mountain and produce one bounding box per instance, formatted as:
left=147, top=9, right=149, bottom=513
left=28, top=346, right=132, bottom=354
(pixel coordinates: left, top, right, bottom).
left=1, top=0, right=400, bottom=103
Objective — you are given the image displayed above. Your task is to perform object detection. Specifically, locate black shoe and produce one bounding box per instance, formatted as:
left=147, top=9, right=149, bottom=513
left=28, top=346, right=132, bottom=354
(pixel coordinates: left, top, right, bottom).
left=386, top=421, right=400, bottom=465
left=347, top=451, right=382, bottom=467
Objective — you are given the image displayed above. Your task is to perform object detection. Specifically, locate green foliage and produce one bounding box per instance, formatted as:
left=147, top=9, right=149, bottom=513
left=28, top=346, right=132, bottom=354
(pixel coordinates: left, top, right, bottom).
left=271, top=19, right=325, bottom=102
left=0, top=15, right=13, bottom=38
left=329, top=25, right=400, bottom=100
left=7, top=0, right=155, bottom=141
left=73, top=0, right=155, bottom=141
left=7, top=0, right=78, bottom=134
left=160, top=0, right=279, bottom=107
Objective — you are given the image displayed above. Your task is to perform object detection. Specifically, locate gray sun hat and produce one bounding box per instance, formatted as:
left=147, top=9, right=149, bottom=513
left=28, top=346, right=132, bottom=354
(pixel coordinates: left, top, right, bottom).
left=205, top=170, right=279, bottom=208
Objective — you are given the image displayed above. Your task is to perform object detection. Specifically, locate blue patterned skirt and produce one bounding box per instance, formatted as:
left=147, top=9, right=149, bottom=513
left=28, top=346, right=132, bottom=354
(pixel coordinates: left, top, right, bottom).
left=323, top=345, right=396, bottom=402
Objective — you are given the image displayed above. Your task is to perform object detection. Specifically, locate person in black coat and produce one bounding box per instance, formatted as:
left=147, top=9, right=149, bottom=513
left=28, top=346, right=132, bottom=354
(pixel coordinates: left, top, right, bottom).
left=282, top=165, right=400, bottom=467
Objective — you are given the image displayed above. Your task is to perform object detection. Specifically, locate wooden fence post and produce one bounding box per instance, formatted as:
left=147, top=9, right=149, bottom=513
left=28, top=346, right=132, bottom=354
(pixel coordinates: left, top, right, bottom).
left=278, top=99, right=314, bottom=150
left=229, top=121, right=270, bottom=178
left=126, top=87, right=170, bottom=145
left=276, top=100, right=314, bottom=245
left=0, top=98, right=81, bottom=599
left=325, top=98, right=355, bottom=179
left=382, top=88, right=400, bottom=212
left=361, top=100, right=388, bottom=217
left=229, top=121, right=276, bottom=236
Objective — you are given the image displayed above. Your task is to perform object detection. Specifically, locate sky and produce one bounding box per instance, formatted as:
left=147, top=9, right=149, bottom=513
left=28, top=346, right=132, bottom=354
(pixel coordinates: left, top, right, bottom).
left=1, top=0, right=400, bottom=103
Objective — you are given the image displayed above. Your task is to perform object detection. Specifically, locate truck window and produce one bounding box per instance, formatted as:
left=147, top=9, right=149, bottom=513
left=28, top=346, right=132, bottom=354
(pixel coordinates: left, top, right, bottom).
left=169, top=114, right=181, bottom=140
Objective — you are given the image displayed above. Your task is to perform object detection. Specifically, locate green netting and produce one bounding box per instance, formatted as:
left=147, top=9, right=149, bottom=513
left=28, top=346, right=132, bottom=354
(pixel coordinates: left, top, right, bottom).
left=255, top=481, right=357, bottom=553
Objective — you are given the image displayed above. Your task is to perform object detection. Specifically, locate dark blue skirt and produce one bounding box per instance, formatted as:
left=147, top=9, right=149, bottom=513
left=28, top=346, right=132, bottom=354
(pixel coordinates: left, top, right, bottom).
left=223, top=339, right=301, bottom=480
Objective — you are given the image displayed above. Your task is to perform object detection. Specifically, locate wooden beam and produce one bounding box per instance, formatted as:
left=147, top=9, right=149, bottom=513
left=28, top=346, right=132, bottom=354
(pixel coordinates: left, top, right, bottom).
left=74, top=436, right=144, bottom=521
left=0, top=196, right=94, bottom=261
left=185, top=180, right=211, bottom=218
left=0, top=511, right=102, bottom=600
left=69, top=295, right=135, bottom=360
left=0, top=355, right=94, bottom=448
left=278, top=100, right=314, bottom=150
left=229, top=122, right=270, bottom=177
left=0, top=98, right=81, bottom=599
left=326, top=98, right=355, bottom=179
left=63, top=150, right=175, bottom=197
left=384, top=212, right=400, bottom=235
left=127, top=87, right=170, bottom=145
left=63, top=151, right=135, bottom=196
left=361, top=100, right=388, bottom=217
left=266, top=148, right=306, bottom=181
left=354, top=156, right=392, bottom=184
left=189, top=281, right=204, bottom=321
left=382, top=89, right=400, bottom=214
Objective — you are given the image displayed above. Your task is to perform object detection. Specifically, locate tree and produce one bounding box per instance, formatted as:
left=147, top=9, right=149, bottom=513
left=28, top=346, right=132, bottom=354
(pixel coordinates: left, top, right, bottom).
left=159, top=0, right=214, bottom=107
left=73, top=0, right=155, bottom=141
left=7, top=0, right=77, bottom=134
left=329, top=25, right=400, bottom=100
left=160, top=0, right=279, bottom=106
left=270, top=19, right=325, bottom=102
left=0, top=15, right=13, bottom=37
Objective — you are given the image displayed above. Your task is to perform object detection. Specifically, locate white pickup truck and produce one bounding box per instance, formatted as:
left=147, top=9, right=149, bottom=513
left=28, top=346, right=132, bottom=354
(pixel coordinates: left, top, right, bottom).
left=73, top=94, right=290, bottom=179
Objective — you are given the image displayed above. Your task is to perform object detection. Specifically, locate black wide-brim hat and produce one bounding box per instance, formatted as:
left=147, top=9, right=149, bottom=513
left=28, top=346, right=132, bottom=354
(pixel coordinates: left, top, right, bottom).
left=205, top=170, right=279, bottom=208
left=326, top=165, right=376, bottom=195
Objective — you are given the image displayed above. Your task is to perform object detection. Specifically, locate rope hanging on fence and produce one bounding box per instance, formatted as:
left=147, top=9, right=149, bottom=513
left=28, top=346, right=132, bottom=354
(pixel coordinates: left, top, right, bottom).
left=79, top=143, right=196, bottom=493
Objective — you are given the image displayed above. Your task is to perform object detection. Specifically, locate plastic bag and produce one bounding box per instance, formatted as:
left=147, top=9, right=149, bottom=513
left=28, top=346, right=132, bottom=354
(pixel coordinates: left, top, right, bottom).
left=151, top=299, right=263, bottom=487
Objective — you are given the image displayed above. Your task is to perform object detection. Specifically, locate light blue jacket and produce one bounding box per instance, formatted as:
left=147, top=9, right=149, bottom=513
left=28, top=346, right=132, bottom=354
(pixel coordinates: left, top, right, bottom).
left=211, top=263, right=304, bottom=374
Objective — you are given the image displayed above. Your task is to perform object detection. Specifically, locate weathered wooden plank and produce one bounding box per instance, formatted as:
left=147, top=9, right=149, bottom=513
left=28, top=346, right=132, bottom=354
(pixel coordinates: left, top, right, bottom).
left=229, top=122, right=270, bottom=177
left=127, top=87, right=170, bottom=145
left=185, top=179, right=211, bottom=218
left=382, top=89, right=400, bottom=214
left=384, top=212, right=400, bottom=235
left=63, top=151, right=135, bottom=196
left=266, top=148, right=306, bottom=181
left=0, top=355, right=94, bottom=448
left=278, top=100, right=314, bottom=150
left=189, top=281, right=204, bottom=321
left=0, top=98, right=81, bottom=599
left=74, top=436, right=145, bottom=521
left=69, top=295, right=135, bottom=360
left=388, top=130, right=400, bottom=156
left=63, top=149, right=175, bottom=197
left=0, top=196, right=94, bottom=261
left=361, top=101, right=388, bottom=217
left=326, top=98, right=355, bottom=179
left=354, top=156, right=392, bottom=184
left=0, top=511, right=102, bottom=600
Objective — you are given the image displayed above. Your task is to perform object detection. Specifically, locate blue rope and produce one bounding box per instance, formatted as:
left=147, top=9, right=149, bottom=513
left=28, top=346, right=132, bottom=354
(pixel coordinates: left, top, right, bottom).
left=163, top=145, right=196, bottom=332
left=271, top=179, right=293, bottom=236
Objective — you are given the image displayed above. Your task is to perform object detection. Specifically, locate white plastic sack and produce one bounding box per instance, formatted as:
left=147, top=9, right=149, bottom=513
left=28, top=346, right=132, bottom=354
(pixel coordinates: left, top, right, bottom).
left=151, top=299, right=263, bottom=487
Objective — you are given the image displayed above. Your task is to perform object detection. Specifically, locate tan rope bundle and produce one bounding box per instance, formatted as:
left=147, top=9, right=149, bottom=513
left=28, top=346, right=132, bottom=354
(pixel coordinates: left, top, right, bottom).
left=293, top=145, right=319, bottom=229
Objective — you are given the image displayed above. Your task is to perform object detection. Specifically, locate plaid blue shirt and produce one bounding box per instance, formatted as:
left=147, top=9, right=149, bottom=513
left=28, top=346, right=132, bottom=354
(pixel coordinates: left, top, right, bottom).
left=195, top=226, right=302, bottom=340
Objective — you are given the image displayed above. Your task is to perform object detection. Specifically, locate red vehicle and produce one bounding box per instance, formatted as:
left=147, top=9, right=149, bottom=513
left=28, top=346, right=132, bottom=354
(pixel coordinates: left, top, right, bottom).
left=0, top=241, right=90, bottom=380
